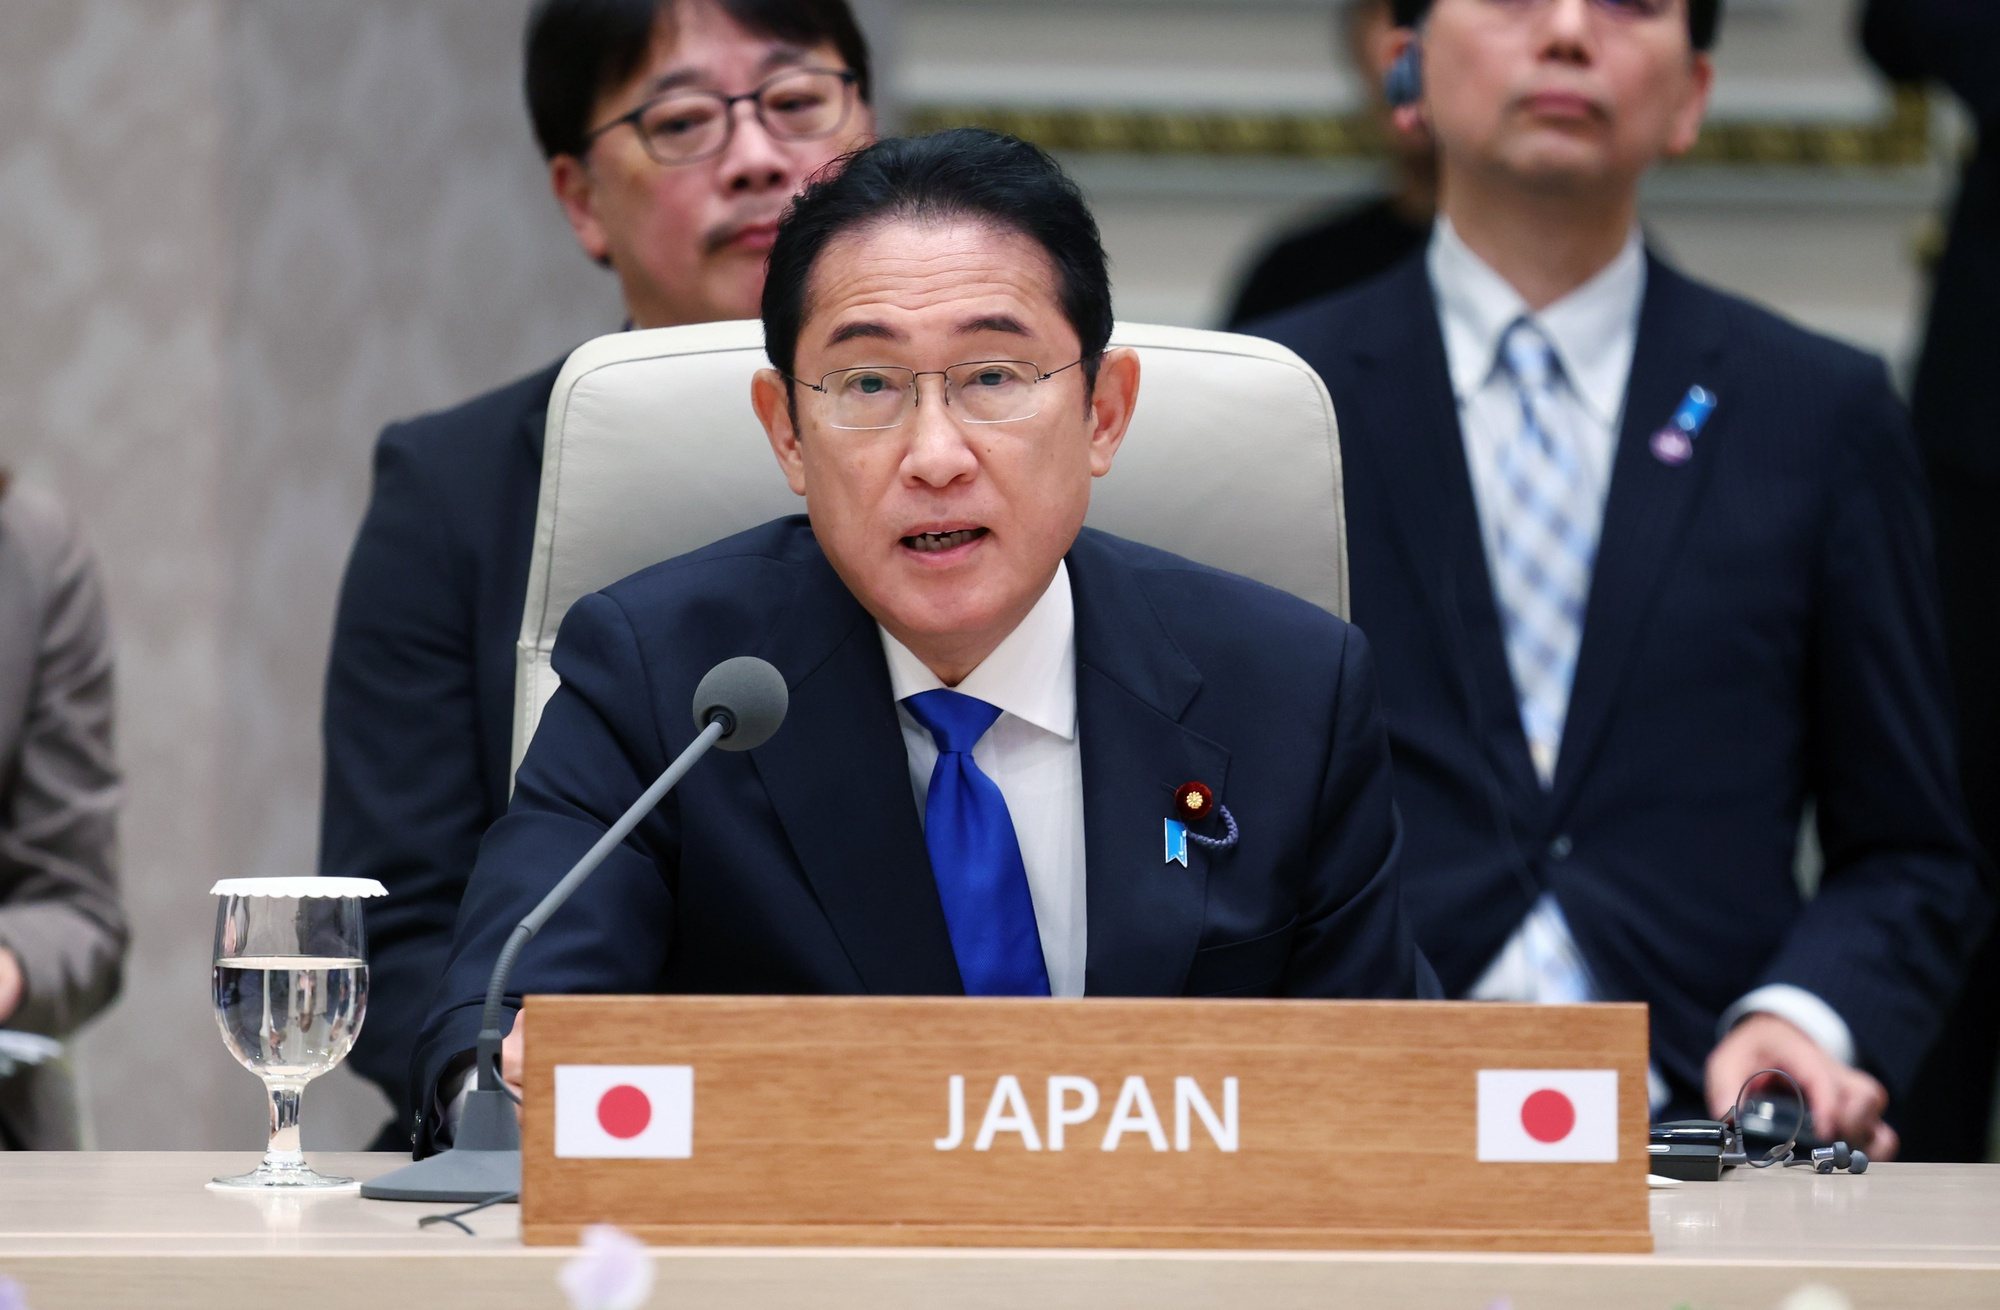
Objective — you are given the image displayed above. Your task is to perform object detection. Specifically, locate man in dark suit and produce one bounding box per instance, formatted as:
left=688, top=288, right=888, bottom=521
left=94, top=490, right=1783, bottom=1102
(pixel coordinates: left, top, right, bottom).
left=320, top=0, right=876, bottom=1149
left=1862, top=0, right=2000, bottom=1163
left=1252, top=0, right=1988, bottom=1155
left=413, top=129, right=1425, bottom=1150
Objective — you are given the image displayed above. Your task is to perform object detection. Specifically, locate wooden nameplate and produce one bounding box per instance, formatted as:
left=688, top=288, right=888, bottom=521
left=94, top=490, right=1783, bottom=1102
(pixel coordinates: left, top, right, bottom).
left=520, top=996, right=1650, bottom=1252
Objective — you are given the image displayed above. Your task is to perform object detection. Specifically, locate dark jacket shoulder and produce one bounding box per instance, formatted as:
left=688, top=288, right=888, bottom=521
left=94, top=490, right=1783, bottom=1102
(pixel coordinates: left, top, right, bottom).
left=597, top=516, right=822, bottom=618
left=580, top=517, right=836, bottom=679
left=587, top=516, right=1358, bottom=686
left=1677, top=269, right=1894, bottom=391
left=1069, top=526, right=1353, bottom=658
left=1246, top=251, right=1431, bottom=357
left=1256, top=249, right=1892, bottom=390
left=374, top=358, right=565, bottom=474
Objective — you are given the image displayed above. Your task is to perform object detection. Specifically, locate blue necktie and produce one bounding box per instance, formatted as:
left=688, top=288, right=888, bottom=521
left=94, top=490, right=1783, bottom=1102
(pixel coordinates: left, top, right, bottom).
left=902, top=689, right=1051, bottom=996
left=1492, top=317, right=1599, bottom=787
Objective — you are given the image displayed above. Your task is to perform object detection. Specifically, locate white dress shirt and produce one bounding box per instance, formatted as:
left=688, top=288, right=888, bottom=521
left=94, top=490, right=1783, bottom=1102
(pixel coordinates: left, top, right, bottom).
left=1428, top=219, right=1856, bottom=1089
left=880, top=562, right=1088, bottom=998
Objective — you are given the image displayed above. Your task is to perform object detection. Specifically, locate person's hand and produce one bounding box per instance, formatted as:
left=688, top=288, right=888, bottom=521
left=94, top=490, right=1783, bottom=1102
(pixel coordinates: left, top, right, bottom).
left=1706, top=1012, right=1899, bottom=1161
left=500, top=1010, right=526, bottom=1124
left=0, top=949, right=20, bottom=1025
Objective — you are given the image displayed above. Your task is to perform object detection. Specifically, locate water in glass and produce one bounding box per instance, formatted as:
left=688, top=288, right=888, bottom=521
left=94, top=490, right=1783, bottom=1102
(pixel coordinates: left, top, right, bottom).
left=208, top=879, right=380, bottom=1189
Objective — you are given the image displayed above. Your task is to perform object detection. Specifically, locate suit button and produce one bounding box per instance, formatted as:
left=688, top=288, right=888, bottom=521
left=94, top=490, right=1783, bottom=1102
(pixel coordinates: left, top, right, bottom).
left=1548, top=834, right=1574, bottom=861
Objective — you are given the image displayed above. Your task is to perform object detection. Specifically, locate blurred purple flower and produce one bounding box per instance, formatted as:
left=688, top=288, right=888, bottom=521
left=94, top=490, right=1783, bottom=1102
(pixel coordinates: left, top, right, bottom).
left=0, top=1277, right=29, bottom=1310
left=557, top=1224, right=655, bottom=1310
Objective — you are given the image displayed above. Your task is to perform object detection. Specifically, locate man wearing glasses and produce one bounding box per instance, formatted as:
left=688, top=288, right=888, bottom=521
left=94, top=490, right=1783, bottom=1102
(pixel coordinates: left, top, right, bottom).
left=1251, top=0, right=1988, bottom=1156
left=411, top=130, right=1427, bottom=1149
left=321, top=0, right=875, bottom=1152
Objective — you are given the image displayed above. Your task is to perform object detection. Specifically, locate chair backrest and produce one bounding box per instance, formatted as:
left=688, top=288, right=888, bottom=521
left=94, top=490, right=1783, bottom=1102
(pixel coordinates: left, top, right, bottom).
left=514, top=319, right=1347, bottom=774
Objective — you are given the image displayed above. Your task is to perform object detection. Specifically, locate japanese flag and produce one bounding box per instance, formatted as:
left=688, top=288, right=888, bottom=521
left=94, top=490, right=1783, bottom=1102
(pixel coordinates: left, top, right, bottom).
left=554, top=1064, right=694, bottom=1159
left=1477, top=1069, right=1619, bottom=1162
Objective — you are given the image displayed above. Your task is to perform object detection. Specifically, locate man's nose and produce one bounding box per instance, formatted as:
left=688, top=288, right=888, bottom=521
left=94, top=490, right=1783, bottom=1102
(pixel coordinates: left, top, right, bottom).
left=1540, top=0, right=1597, bottom=55
left=718, top=99, right=791, bottom=194
left=901, top=376, right=979, bottom=487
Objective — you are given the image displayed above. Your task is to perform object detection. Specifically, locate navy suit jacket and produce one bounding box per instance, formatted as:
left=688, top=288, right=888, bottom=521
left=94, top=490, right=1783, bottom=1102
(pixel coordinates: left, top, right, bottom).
left=320, top=359, right=561, bottom=1135
left=1252, top=254, right=1990, bottom=1111
left=413, top=517, right=1424, bottom=1152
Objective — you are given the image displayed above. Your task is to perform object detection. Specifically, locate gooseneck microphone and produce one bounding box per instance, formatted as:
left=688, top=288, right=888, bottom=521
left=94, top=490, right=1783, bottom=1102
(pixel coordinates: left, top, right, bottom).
left=362, top=656, right=788, bottom=1204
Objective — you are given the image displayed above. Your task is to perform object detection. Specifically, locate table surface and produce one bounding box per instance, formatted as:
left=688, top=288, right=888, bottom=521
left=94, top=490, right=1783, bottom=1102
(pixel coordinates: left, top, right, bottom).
left=2, top=1153, right=1998, bottom=1309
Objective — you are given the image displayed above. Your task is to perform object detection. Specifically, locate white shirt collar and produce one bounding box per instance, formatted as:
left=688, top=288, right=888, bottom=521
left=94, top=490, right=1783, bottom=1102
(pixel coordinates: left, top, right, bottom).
left=1428, top=217, right=1646, bottom=429
left=879, top=561, right=1077, bottom=742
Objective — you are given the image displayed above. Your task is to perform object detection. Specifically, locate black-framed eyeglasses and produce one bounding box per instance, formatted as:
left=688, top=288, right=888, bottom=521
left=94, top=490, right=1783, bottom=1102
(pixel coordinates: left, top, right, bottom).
left=581, top=67, right=859, bottom=167
left=786, top=359, right=1090, bottom=431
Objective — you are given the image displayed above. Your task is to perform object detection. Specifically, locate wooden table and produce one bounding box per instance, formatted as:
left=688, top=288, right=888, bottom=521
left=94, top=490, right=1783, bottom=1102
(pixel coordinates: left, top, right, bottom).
left=0, top=1153, right=1996, bottom=1308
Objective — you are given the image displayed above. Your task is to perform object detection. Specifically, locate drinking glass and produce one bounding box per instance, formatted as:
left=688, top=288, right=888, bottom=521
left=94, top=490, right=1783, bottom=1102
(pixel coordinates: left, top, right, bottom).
left=208, top=877, right=384, bottom=1189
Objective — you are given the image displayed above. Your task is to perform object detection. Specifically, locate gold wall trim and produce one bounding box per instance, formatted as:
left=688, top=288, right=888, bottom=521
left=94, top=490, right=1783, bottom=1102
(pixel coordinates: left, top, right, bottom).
left=904, top=88, right=1934, bottom=169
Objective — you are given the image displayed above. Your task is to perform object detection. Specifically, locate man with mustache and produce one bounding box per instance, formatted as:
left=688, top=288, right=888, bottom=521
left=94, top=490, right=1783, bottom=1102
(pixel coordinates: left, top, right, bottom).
left=320, top=0, right=875, bottom=1152
left=1251, top=0, right=1988, bottom=1157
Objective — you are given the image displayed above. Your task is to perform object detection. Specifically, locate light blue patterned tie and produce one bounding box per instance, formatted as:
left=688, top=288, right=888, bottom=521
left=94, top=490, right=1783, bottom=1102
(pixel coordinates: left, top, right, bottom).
left=1492, top=318, right=1599, bottom=787
left=903, top=690, right=1051, bottom=996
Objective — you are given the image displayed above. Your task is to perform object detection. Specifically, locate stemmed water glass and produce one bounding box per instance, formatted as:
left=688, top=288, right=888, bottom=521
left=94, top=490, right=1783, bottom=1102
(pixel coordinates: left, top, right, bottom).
left=209, top=877, right=383, bottom=1189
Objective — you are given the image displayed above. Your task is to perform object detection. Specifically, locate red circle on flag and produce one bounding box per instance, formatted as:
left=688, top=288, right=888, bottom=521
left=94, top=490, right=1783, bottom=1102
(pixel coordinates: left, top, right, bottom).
left=1520, top=1089, right=1575, bottom=1144
left=597, top=1084, right=652, bottom=1139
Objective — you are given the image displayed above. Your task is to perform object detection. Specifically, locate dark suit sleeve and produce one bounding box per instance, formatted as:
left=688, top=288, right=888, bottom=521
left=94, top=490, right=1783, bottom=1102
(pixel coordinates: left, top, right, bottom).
left=1862, top=0, right=2000, bottom=121
left=319, top=425, right=490, bottom=1114
left=1279, top=622, right=1426, bottom=999
left=1759, top=361, right=1992, bottom=1097
left=411, top=590, right=680, bottom=1152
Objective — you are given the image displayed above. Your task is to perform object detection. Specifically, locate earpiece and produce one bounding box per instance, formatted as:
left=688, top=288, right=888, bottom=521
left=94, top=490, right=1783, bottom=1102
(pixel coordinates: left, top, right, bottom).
left=1385, top=40, right=1424, bottom=110
left=1809, top=1143, right=1869, bottom=1174
left=1784, top=1141, right=1869, bottom=1175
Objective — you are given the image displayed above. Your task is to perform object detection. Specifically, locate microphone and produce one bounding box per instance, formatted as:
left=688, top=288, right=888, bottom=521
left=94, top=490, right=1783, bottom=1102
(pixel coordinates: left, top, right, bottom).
left=361, top=656, right=788, bottom=1203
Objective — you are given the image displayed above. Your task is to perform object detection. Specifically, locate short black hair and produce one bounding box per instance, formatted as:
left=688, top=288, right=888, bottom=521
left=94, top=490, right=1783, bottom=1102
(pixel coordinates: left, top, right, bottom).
left=761, top=129, right=1115, bottom=392
left=524, top=0, right=873, bottom=161
left=1389, top=0, right=1721, bottom=51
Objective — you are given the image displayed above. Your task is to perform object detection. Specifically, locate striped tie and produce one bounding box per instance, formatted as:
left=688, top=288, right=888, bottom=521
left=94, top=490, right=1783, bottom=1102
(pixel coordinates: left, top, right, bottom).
left=1492, top=318, right=1598, bottom=787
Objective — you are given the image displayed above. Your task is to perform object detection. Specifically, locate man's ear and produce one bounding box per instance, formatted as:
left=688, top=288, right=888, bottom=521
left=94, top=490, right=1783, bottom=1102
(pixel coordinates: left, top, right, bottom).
left=1086, top=347, right=1141, bottom=479
left=752, top=368, right=810, bottom=497
left=549, top=154, right=612, bottom=266
left=1664, top=52, right=1715, bottom=159
left=1383, top=27, right=1426, bottom=139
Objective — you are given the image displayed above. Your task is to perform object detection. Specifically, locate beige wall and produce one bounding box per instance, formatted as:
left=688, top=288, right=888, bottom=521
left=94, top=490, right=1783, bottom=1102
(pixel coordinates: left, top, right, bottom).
left=4, top=0, right=616, bottom=1150
left=0, top=0, right=1951, bottom=1150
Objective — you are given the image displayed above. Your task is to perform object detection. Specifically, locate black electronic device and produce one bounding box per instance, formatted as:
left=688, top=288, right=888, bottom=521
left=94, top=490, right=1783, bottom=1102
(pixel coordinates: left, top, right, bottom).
left=1648, top=1118, right=1745, bottom=1180
left=1647, top=1138, right=1725, bottom=1182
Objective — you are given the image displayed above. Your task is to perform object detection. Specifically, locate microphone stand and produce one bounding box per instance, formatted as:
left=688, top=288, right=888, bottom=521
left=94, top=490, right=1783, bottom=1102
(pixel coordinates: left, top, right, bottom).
left=361, top=717, right=730, bottom=1203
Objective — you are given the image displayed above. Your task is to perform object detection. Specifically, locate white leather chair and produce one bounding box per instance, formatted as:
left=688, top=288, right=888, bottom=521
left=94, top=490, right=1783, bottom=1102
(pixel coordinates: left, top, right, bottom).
left=513, top=319, right=1348, bottom=773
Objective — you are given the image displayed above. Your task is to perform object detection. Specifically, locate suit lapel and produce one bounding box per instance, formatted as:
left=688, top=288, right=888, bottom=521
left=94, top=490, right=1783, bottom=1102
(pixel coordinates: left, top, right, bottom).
left=1067, top=533, right=1231, bottom=996
left=748, top=530, right=964, bottom=993
left=1353, top=261, right=1543, bottom=800
left=1551, top=257, right=1727, bottom=809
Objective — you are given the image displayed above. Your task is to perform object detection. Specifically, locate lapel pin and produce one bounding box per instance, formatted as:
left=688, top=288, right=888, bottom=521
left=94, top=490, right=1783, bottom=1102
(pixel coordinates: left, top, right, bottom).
left=1649, top=385, right=1717, bottom=467
left=1173, top=780, right=1214, bottom=818
left=1164, top=780, right=1239, bottom=866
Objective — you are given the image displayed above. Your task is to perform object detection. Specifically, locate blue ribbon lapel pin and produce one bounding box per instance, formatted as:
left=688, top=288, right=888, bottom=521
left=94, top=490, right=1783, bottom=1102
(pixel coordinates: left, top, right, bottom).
left=1650, top=385, right=1717, bottom=467
left=1164, top=780, right=1238, bottom=866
